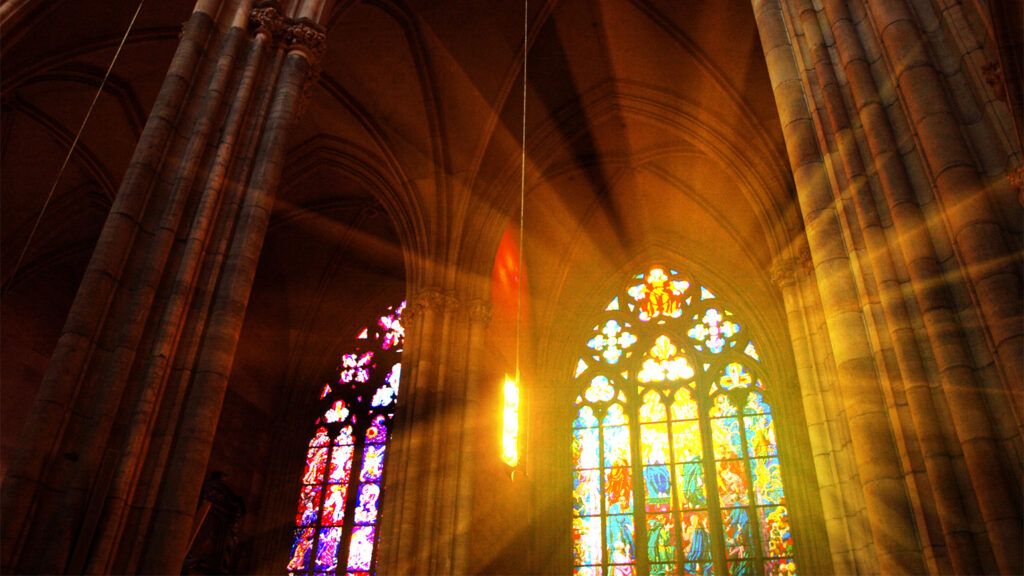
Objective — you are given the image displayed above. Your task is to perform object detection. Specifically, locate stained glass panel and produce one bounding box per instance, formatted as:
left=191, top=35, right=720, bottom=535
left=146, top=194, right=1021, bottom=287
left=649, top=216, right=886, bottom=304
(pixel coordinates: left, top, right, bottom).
left=646, top=513, right=677, bottom=564
left=334, top=425, right=353, bottom=446
left=640, top=390, right=667, bottom=422
left=346, top=525, right=375, bottom=571
left=711, top=417, right=742, bottom=460
left=764, top=558, right=797, bottom=575
left=671, top=389, right=699, bottom=420
left=675, top=462, right=706, bottom=509
left=296, top=486, right=322, bottom=526
left=573, top=516, right=603, bottom=565
left=715, top=461, right=749, bottom=508
left=329, top=446, right=353, bottom=483
left=575, top=405, right=600, bottom=428
left=322, top=484, right=348, bottom=526
left=316, top=527, right=343, bottom=570
left=365, top=415, right=388, bottom=444
left=289, top=528, right=315, bottom=571
left=603, top=425, right=632, bottom=468
left=727, top=560, right=753, bottom=576
left=304, top=448, right=329, bottom=484
left=644, top=465, right=672, bottom=512
left=721, top=508, right=752, bottom=558
left=353, top=483, right=381, bottom=524
left=606, top=467, right=634, bottom=514
left=574, top=470, right=602, bottom=515
left=606, top=514, right=636, bottom=565
left=759, top=506, right=794, bottom=557
left=744, top=413, right=777, bottom=458
left=574, top=427, right=601, bottom=469
left=641, top=423, right=670, bottom=465
left=588, top=319, right=638, bottom=364
left=751, top=458, right=784, bottom=505
left=359, top=444, right=386, bottom=482
left=672, top=421, right=703, bottom=462
left=310, top=427, right=331, bottom=447
left=585, top=376, right=617, bottom=402
left=680, top=511, right=713, bottom=565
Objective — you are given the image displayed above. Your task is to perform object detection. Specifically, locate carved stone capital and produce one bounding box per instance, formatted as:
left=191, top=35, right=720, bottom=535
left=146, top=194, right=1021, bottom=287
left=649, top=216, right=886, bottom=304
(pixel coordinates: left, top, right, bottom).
left=1008, top=165, right=1024, bottom=190
left=465, top=299, right=493, bottom=324
left=982, top=62, right=1006, bottom=101
left=442, top=292, right=462, bottom=314
left=796, top=246, right=813, bottom=274
left=248, top=3, right=285, bottom=40
left=770, top=257, right=801, bottom=289
left=411, top=288, right=445, bottom=313
left=284, top=18, right=327, bottom=63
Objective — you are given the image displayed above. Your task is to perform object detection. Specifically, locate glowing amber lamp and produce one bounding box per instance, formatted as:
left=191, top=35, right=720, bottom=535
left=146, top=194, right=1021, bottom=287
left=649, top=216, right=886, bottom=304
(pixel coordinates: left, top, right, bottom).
left=501, top=374, right=521, bottom=467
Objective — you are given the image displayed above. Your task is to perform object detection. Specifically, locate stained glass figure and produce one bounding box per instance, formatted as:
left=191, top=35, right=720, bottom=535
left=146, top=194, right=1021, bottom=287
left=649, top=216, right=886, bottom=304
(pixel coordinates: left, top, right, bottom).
left=287, top=302, right=405, bottom=576
left=571, top=268, right=796, bottom=575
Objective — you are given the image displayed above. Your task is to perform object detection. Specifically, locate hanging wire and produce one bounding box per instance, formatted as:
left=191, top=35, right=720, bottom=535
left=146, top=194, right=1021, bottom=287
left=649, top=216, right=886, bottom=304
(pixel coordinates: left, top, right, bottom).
left=7, top=0, right=147, bottom=287
left=515, top=0, right=528, bottom=386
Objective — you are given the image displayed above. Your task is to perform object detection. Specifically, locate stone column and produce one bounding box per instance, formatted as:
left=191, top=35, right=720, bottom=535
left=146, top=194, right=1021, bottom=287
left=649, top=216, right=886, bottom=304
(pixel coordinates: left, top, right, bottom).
left=379, top=287, right=445, bottom=573
left=0, top=1, right=327, bottom=573
left=790, top=2, right=981, bottom=571
left=137, top=5, right=326, bottom=572
left=818, top=1, right=1023, bottom=571
left=752, top=0, right=926, bottom=572
left=0, top=4, right=218, bottom=571
left=451, top=299, right=491, bottom=574
left=771, top=254, right=847, bottom=574
left=863, top=0, right=1023, bottom=433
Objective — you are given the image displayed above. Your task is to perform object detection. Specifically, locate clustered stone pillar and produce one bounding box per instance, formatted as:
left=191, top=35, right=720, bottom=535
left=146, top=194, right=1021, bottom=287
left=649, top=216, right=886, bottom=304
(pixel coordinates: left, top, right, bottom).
left=377, top=288, right=491, bottom=575
left=757, top=0, right=1023, bottom=573
left=0, top=1, right=327, bottom=573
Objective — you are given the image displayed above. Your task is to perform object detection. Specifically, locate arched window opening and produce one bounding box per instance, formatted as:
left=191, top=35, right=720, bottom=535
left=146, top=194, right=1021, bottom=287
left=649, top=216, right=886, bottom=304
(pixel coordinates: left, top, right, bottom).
left=288, top=302, right=406, bottom=575
left=571, top=268, right=796, bottom=576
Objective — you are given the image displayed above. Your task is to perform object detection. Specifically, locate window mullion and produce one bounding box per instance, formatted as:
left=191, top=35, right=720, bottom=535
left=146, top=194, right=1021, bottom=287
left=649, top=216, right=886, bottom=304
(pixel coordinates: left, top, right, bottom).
left=664, top=394, right=684, bottom=573
left=737, top=396, right=765, bottom=576
left=626, top=382, right=648, bottom=575
left=338, top=424, right=368, bottom=574
left=697, top=385, right=727, bottom=576
left=598, top=405, right=609, bottom=574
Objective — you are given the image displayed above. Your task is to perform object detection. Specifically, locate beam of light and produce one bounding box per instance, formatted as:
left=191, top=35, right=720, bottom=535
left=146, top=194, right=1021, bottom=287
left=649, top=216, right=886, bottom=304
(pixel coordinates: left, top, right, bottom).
left=501, top=373, right=521, bottom=468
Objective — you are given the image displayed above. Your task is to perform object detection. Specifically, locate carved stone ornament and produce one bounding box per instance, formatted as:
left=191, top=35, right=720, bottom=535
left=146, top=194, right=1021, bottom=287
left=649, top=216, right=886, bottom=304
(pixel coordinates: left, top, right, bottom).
left=1008, top=165, right=1024, bottom=190
left=248, top=3, right=285, bottom=39
left=770, top=257, right=801, bottom=289
left=442, top=292, right=462, bottom=314
left=285, top=18, right=327, bottom=62
left=981, top=62, right=1006, bottom=101
left=466, top=299, right=493, bottom=324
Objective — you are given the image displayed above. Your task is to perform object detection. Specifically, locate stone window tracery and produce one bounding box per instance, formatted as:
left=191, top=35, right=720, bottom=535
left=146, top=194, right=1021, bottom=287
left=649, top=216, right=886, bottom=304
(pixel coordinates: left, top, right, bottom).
left=572, top=268, right=796, bottom=576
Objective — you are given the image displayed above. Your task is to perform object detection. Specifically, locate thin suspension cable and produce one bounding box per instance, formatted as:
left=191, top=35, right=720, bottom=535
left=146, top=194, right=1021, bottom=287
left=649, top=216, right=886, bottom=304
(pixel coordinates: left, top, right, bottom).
left=515, top=0, right=528, bottom=383
left=7, top=0, right=146, bottom=287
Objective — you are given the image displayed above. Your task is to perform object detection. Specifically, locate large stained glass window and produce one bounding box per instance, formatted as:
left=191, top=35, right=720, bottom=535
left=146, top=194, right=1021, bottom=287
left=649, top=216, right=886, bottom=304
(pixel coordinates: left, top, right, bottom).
left=288, top=302, right=405, bottom=576
left=572, top=268, right=796, bottom=576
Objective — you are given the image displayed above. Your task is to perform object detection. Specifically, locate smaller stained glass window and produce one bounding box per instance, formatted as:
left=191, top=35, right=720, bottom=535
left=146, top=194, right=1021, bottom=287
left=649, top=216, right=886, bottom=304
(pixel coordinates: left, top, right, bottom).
left=287, top=302, right=405, bottom=576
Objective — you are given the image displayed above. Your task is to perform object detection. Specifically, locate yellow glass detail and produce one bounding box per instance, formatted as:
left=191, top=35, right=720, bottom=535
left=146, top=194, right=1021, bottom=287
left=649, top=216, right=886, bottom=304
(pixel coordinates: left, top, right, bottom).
left=637, top=336, right=695, bottom=383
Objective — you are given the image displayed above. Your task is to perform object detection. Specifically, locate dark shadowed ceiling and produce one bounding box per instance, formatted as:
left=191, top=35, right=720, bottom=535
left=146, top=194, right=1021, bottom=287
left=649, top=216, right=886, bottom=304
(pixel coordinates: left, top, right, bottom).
left=1, top=0, right=792, bottom=499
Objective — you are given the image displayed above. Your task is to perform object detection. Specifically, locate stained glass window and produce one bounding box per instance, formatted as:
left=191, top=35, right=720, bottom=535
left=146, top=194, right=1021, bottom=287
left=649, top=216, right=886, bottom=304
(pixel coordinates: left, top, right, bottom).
left=572, top=268, right=797, bottom=576
left=288, top=302, right=405, bottom=576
